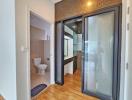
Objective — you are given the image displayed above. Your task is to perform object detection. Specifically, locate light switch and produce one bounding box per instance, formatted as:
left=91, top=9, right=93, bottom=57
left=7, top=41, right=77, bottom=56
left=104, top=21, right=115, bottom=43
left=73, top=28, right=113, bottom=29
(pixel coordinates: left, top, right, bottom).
left=20, top=46, right=28, bottom=53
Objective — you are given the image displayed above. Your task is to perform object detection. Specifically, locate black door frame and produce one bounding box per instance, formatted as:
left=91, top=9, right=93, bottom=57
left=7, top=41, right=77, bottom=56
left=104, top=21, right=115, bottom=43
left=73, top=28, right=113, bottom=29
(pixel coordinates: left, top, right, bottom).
left=55, top=4, right=122, bottom=100
left=55, top=16, right=82, bottom=85
left=55, top=21, right=64, bottom=85
left=82, top=5, right=122, bottom=100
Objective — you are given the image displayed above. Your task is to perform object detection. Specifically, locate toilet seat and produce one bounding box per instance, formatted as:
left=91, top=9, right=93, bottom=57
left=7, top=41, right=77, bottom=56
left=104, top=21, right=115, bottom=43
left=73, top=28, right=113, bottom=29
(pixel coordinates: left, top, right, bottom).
left=34, top=58, right=48, bottom=75
left=37, top=64, right=47, bottom=75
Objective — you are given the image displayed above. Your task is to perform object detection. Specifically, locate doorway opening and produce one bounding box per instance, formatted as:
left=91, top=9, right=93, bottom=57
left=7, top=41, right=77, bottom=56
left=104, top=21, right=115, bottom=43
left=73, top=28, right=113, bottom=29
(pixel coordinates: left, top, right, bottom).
left=30, top=12, right=51, bottom=98
left=63, top=17, right=83, bottom=91
left=55, top=5, right=121, bottom=100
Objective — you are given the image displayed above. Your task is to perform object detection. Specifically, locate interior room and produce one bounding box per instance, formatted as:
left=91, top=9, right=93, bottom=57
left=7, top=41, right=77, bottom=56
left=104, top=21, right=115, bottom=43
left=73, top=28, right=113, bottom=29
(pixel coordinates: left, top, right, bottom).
left=30, top=12, right=51, bottom=98
left=2, top=0, right=132, bottom=100
left=64, top=18, right=82, bottom=87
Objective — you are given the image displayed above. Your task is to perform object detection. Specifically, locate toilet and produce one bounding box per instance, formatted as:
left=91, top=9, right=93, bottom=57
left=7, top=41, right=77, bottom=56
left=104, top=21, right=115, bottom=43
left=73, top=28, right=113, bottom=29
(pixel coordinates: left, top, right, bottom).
left=34, top=58, right=48, bottom=75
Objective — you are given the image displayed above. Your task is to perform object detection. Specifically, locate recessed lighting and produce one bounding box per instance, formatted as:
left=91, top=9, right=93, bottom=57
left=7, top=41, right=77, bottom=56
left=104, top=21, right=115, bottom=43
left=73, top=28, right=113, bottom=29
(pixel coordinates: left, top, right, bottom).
left=87, top=1, right=93, bottom=7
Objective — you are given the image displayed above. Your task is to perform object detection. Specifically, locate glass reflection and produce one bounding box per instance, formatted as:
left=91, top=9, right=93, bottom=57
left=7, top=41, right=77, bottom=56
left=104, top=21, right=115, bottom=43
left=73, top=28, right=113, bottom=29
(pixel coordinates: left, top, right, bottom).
left=84, top=12, right=115, bottom=96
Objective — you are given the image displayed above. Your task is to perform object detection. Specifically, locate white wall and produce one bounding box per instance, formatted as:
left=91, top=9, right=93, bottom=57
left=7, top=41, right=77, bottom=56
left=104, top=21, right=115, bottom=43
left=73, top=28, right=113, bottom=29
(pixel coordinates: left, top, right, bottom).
left=125, top=0, right=132, bottom=100
left=64, top=35, right=73, bottom=75
left=64, top=36, right=73, bottom=60
left=120, top=0, right=131, bottom=100
left=0, top=0, right=16, bottom=100
left=64, top=62, right=73, bottom=75
left=15, top=0, right=55, bottom=100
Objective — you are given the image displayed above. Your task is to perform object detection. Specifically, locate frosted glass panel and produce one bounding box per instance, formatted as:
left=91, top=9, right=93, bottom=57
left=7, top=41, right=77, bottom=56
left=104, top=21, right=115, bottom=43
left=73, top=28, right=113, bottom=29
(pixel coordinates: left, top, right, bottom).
left=84, top=12, right=115, bottom=96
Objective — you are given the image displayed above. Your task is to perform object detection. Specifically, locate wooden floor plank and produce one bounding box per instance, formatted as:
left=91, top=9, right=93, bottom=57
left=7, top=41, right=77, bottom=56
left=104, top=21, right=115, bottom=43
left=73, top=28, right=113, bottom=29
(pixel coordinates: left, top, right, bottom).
left=33, top=70, right=100, bottom=100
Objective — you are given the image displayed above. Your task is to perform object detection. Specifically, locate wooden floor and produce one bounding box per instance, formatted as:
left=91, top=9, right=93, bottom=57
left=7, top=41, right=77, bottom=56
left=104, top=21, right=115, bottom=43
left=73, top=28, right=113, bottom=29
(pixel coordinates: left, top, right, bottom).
left=0, top=95, right=4, bottom=100
left=33, top=70, right=100, bottom=100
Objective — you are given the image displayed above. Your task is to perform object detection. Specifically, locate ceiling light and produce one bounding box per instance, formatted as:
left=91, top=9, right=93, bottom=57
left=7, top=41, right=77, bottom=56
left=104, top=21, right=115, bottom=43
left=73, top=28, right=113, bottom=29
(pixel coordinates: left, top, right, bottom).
left=87, top=1, right=93, bottom=7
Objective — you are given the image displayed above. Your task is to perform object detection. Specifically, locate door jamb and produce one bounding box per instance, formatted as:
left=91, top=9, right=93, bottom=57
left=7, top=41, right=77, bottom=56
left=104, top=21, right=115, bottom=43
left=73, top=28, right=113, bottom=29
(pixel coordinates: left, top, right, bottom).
left=27, top=8, right=54, bottom=100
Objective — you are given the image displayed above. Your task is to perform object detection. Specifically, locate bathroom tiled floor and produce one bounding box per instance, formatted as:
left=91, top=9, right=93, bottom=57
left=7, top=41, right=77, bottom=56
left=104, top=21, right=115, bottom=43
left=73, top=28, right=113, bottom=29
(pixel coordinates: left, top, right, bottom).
left=31, top=71, right=50, bottom=89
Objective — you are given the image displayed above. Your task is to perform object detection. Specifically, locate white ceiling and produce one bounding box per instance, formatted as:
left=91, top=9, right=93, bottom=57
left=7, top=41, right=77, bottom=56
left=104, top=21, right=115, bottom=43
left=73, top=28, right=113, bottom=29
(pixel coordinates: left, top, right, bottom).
left=50, top=0, right=62, bottom=3
left=30, top=12, right=50, bottom=31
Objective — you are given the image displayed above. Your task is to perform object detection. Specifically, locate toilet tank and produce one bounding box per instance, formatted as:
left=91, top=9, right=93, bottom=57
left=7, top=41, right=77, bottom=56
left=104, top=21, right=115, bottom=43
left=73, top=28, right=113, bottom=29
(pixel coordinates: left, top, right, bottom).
left=34, top=58, right=41, bottom=66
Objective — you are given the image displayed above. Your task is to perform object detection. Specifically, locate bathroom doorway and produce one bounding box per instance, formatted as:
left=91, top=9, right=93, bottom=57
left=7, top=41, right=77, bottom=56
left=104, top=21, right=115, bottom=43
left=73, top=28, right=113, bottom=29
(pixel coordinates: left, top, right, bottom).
left=30, top=12, right=51, bottom=98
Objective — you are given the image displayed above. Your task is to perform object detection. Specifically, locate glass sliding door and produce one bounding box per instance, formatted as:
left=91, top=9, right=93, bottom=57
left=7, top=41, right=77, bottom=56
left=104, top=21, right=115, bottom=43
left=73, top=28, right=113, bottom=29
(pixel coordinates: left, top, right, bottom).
left=55, top=22, right=64, bottom=85
left=83, top=7, right=120, bottom=100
